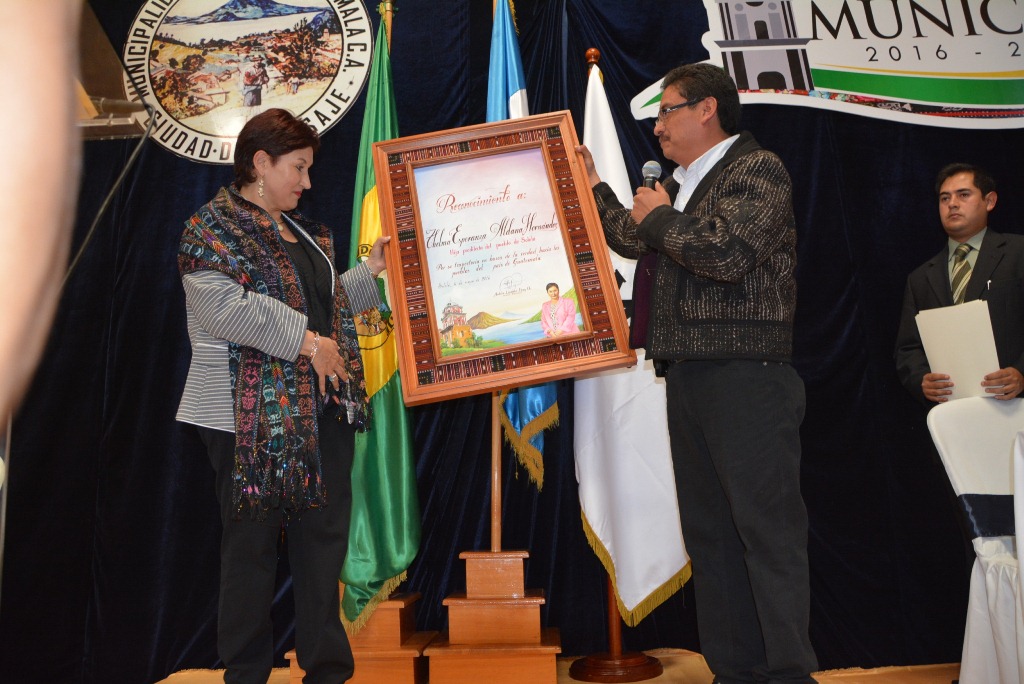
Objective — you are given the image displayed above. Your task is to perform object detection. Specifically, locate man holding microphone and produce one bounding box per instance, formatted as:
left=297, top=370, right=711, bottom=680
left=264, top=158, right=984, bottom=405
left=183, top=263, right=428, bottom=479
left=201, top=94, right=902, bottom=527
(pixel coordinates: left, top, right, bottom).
left=578, top=62, right=817, bottom=684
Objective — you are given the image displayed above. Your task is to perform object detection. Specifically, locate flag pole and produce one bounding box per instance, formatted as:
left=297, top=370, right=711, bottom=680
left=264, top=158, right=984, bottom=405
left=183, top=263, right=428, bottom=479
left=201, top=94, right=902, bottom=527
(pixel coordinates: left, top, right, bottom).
left=567, top=47, right=662, bottom=684
left=490, top=0, right=502, bottom=555
left=491, top=391, right=502, bottom=552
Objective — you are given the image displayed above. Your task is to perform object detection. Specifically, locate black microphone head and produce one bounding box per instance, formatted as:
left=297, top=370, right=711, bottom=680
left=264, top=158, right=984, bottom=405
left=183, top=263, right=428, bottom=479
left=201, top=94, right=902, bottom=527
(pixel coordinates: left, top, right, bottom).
left=641, top=160, right=662, bottom=188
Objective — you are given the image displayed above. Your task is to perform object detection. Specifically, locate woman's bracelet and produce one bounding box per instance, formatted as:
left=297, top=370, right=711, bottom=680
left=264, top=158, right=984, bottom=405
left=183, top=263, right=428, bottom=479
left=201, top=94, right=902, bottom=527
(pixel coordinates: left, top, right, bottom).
left=309, top=331, right=320, bottom=360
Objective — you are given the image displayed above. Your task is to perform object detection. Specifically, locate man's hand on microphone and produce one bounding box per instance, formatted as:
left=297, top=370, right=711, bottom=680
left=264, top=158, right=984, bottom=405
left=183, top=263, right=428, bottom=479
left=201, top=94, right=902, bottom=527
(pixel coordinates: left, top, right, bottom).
left=631, top=183, right=671, bottom=224
left=575, top=145, right=601, bottom=187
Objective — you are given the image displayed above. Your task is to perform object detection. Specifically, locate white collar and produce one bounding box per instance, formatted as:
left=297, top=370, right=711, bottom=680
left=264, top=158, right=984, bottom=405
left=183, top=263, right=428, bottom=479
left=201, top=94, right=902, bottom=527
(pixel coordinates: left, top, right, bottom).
left=672, top=134, right=740, bottom=188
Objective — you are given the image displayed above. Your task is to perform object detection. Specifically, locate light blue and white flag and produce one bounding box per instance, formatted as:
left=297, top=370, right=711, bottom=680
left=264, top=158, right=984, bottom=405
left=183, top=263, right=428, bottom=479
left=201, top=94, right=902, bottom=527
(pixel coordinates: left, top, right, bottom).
left=487, top=0, right=556, bottom=489
left=486, top=0, right=529, bottom=122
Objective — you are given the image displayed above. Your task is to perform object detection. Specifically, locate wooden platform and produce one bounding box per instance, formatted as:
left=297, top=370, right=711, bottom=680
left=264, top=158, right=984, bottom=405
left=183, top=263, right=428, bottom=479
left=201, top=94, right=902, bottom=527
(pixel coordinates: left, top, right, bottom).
left=425, top=550, right=561, bottom=682
left=284, top=593, right=435, bottom=684
left=424, top=627, right=562, bottom=684
left=158, top=650, right=960, bottom=683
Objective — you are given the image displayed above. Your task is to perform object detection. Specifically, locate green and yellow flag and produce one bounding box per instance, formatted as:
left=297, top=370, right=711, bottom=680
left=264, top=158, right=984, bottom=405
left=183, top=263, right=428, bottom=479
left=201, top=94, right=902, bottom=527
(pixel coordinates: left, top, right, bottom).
left=341, top=13, right=420, bottom=632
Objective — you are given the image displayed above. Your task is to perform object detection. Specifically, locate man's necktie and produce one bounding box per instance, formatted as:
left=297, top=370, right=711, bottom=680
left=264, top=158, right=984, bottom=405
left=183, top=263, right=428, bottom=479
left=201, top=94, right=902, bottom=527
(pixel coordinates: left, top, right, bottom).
left=951, top=243, right=972, bottom=305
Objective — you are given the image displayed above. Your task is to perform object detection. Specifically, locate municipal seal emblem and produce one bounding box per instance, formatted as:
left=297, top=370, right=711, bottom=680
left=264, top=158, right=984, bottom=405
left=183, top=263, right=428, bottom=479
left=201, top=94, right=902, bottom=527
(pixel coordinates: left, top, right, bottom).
left=122, top=0, right=373, bottom=163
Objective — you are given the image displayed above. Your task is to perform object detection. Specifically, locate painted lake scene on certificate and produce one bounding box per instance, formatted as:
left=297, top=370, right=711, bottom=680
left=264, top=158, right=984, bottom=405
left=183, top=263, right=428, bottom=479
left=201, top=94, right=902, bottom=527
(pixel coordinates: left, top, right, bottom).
left=436, top=290, right=584, bottom=357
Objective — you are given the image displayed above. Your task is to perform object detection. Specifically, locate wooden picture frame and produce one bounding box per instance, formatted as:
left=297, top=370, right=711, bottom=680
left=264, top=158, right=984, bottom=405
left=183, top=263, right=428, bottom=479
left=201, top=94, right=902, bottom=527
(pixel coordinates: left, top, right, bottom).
left=373, top=111, right=635, bottom=405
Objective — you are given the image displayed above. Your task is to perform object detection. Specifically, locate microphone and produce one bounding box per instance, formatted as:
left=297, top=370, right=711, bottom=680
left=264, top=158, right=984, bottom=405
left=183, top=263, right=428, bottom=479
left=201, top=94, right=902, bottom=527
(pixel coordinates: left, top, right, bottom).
left=89, top=97, right=148, bottom=115
left=641, top=160, right=662, bottom=189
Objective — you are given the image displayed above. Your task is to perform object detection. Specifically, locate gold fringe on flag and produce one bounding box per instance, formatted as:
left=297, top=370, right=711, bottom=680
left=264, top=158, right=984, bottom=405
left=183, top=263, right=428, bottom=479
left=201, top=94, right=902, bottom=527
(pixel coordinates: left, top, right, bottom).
left=580, top=511, right=691, bottom=627
left=339, top=571, right=407, bottom=635
left=497, top=391, right=558, bottom=490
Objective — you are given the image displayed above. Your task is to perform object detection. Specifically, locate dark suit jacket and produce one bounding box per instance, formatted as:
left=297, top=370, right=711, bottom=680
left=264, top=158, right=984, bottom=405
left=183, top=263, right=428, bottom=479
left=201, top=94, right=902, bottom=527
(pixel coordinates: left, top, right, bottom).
left=895, top=229, right=1024, bottom=404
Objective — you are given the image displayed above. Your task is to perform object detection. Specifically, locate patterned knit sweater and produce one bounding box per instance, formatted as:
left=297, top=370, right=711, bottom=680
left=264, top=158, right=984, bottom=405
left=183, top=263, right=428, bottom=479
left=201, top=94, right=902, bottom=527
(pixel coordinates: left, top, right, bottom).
left=593, top=131, right=797, bottom=363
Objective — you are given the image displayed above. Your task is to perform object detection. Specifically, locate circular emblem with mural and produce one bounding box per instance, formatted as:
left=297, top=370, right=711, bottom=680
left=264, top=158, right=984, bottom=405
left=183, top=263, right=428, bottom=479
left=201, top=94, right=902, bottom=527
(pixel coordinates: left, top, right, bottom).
left=122, top=0, right=373, bottom=163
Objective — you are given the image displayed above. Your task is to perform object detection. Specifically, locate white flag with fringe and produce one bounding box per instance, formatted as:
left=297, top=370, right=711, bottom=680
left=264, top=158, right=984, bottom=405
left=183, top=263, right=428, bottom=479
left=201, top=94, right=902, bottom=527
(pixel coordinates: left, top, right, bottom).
left=574, top=63, right=689, bottom=625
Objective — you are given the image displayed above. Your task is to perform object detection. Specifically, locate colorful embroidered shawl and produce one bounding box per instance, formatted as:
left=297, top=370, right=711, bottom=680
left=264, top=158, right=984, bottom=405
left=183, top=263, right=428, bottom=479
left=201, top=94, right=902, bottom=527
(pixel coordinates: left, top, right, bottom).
left=178, top=186, right=370, bottom=519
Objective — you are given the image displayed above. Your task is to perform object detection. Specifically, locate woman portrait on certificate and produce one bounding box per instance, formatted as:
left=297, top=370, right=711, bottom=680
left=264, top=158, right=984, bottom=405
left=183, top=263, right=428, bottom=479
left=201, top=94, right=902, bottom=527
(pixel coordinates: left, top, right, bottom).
left=541, top=282, right=579, bottom=338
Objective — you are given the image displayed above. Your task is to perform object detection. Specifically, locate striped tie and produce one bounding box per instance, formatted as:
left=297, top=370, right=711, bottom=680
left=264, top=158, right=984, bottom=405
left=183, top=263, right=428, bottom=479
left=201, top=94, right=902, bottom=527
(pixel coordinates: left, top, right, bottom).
left=951, top=243, right=972, bottom=305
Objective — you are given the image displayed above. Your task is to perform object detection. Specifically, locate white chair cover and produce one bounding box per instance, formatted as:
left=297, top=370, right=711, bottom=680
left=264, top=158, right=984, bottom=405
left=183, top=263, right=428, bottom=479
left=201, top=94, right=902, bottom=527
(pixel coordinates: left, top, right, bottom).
left=927, top=397, right=1024, bottom=684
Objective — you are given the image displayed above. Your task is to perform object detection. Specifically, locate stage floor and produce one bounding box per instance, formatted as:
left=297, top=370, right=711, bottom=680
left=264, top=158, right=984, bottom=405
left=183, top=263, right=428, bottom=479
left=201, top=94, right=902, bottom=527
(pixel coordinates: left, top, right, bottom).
left=159, top=649, right=960, bottom=683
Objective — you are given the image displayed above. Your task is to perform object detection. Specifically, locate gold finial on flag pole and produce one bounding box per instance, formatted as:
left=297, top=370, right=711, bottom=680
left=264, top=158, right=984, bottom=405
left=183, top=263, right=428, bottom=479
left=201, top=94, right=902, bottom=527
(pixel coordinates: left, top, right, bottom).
left=493, top=0, right=518, bottom=31
left=379, top=2, right=394, bottom=49
left=586, top=48, right=603, bottom=83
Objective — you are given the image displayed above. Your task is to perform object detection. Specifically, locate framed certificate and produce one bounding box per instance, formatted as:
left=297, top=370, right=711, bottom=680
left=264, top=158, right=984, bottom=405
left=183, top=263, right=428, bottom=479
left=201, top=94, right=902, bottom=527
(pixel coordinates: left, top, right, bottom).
left=373, top=111, right=635, bottom=405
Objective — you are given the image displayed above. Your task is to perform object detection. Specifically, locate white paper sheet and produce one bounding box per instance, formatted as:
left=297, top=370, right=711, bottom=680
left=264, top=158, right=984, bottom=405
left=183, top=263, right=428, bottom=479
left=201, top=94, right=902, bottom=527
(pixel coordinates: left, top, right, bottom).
left=916, top=300, right=1000, bottom=400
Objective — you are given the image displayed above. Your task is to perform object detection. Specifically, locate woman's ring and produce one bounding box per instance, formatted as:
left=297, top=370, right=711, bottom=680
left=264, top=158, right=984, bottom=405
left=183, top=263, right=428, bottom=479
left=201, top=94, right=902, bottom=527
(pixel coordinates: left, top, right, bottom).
left=328, top=374, right=336, bottom=381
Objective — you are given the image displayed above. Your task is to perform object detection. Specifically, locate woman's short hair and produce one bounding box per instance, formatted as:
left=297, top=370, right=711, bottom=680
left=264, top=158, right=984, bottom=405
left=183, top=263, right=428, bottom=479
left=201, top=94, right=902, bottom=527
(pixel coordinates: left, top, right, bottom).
left=233, top=108, right=320, bottom=185
left=545, top=282, right=559, bottom=291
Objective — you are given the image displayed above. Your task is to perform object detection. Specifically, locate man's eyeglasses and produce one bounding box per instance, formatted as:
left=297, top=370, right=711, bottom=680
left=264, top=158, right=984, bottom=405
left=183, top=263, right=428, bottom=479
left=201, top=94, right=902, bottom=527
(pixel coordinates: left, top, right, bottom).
left=656, top=97, right=705, bottom=122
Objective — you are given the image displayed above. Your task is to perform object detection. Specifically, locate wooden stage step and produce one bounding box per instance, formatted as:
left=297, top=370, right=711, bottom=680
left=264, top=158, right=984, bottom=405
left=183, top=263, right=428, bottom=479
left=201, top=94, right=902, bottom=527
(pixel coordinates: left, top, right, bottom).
left=285, top=592, right=436, bottom=684
left=424, top=626, right=562, bottom=684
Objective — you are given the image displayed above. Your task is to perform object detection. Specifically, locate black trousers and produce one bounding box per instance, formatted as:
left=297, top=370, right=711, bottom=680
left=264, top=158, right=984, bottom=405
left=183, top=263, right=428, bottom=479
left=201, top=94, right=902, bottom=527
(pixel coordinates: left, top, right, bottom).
left=199, top=418, right=355, bottom=684
left=664, top=360, right=817, bottom=684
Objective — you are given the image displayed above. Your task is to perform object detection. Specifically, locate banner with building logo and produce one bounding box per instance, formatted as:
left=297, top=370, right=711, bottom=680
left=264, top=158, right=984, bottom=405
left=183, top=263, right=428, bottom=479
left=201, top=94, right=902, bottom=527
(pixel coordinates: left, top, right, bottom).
left=632, top=0, right=1024, bottom=129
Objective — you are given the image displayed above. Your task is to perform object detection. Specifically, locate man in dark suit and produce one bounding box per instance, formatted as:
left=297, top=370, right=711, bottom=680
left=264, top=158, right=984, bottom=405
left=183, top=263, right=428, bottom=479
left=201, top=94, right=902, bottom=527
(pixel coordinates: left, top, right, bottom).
left=896, top=163, right=1024, bottom=404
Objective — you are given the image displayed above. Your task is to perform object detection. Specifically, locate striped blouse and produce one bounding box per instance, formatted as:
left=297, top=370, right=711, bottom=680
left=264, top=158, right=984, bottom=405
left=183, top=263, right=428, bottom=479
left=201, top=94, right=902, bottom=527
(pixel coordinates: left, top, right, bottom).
left=176, top=218, right=381, bottom=433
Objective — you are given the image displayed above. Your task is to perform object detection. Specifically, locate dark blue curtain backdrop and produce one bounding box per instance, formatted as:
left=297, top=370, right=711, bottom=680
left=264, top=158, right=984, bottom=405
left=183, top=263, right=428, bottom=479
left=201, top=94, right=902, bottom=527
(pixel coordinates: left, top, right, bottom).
left=2, top=2, right=1022, bottom=682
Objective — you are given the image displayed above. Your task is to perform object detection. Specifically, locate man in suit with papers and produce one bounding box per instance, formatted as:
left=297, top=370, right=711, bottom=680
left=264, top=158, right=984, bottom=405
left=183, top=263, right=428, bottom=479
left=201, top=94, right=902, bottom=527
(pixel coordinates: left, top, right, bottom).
left=895, top=163, right=1024, bottom=404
